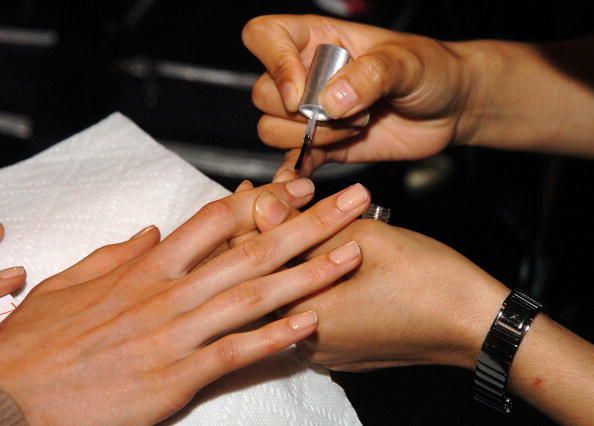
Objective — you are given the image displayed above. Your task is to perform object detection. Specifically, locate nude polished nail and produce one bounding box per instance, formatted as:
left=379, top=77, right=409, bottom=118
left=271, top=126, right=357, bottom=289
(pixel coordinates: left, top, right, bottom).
left=286, top=178, right=315, bottom=198
left=329, top=241, right=361, bottom=265
left=288, top=311, right=319, bottom=330
left=0, top=266, right=25, bottom=279
left=336, top=183, right=369, bottom=211
left=322, top=79, right=359, bottom=116
left=130, top=225, right=156, bottom=240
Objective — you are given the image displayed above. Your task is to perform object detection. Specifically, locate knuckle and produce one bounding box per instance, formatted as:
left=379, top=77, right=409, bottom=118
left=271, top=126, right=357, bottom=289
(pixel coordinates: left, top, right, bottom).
left=230, top=281, right=265, bottom=308
left=361, top=53, right=393, bottom=93
left=303, top=261, right=331, bottom=284
left=237, top=238, right=275, bottom=266
left=200, top=199, right=236, bottom=228
left=308, top=207, right=335, bottom=231
left=215, top=340, right=240, bottom=367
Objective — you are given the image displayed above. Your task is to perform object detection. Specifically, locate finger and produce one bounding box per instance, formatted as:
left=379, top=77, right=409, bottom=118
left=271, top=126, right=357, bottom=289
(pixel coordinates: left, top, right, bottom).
left=258, top=115, right=361, bottom=150
left=0, top=223, right=4, bottom=241
left=276, top=147, right=346, bottom=179
left=178, top=241, right=360, bottom=349
left=0, top=266, right=26, bottom=295
left=42, top=226, right=160, bottom=291
left=176, top=183, right=371, bottom=310
left=228, top=180, right=259, bottom=249
left=253, top=73, right=370, bottom=128
left=253, top=191, right=300, bottom=233
left=164, top=312, right=318, bottom=392
left=148, top=180, right=315, bottom=277
left=234, top=179, right=254, bottom=193
left=242, top=16, right=310, bottom=111
left=320, top=43, right=422, bottom=118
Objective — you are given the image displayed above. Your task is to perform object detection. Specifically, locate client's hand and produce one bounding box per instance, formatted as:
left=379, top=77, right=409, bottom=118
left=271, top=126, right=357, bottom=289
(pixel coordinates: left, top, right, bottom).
left=0, top=180, right=370, bottom=425
left=250, top=208, right=509, bottom=372
left=0, top=223, right=26, bottom=296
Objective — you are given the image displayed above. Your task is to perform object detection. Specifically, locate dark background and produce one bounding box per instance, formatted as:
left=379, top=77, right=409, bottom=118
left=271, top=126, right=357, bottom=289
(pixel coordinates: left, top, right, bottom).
left=1, top=1, right=593, bottom=424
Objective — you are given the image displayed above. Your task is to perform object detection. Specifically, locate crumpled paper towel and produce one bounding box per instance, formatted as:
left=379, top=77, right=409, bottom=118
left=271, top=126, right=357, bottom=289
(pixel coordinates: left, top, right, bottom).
left=0, top=113, right=361, bottom=426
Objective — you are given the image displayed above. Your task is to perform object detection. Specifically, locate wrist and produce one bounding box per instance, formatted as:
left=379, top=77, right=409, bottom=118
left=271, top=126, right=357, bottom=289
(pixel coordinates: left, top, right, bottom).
left=450, top=276, right=510, bottom=371
left=446, top=39, right=509, bottom=148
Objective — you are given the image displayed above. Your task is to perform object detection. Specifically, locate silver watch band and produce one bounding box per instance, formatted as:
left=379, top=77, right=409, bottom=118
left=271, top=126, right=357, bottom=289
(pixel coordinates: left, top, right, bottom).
left=474, top=289, right=544, bottom=414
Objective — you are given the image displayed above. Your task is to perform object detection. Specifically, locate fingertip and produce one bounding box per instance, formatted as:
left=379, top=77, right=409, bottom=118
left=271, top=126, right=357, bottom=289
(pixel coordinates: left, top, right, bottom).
left=274, top=168, right=299, bottom=183
left=0, top=266, right=26, bottom=295
left=235, top=179, right=254, bottom=193
left=130, top=225, right=159, bottom=241
left=287, top=310, right=318, bottom=331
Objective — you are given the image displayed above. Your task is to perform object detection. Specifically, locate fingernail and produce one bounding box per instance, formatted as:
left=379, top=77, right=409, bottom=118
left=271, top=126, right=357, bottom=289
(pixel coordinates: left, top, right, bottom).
left=255, top=192, right=290, bottom=225
left=336, top=183, right=369, bottom=211
left=280, top=82, right=298, bottom=111
left=289, top=311, right=318, bottom=330
left=130, top=225, right=156, bottom=240
left=235, top=179, right=253, bottom=192
left=0, top=266, right=25, bottom=279
left=322, top=79, right=359, bottom=117
left=329, top=241, right=361, bottom=265
left=275, top=169, right=297, bottom=183
left=286, top=178, right=315, bottom=198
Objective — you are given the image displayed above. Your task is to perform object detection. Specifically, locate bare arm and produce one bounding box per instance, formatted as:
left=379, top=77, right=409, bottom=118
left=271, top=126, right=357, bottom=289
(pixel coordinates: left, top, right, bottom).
left=457, top=37, right=594, bottom=157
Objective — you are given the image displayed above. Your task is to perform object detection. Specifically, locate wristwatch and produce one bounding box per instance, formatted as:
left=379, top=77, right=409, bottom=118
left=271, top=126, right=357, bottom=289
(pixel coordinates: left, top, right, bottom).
left=474, top=289, right=544, bottom=414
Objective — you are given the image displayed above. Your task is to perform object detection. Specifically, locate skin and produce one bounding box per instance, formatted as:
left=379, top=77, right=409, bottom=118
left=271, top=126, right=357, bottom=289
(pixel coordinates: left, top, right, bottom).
left=242, top=15, right=594, bottom=176
left=0, top=180, right=372, bottom=425
left=242, top=14, right=594, bottom=424
left=250, top=191, right=594, bottom=425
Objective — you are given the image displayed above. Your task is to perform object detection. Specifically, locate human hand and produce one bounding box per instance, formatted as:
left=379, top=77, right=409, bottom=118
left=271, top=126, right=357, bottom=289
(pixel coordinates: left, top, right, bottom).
left=250, top=208, right=509, bottom=372
left=0, top=180, right=370, bottom=425
left=243, top=14, right=475, bottom=176
left=0, top=223, right=26, bottom=297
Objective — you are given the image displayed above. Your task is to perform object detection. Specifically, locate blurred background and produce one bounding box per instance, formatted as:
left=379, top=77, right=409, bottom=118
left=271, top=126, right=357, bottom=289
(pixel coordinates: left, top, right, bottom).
left=1, top=1, right=593, bottom=424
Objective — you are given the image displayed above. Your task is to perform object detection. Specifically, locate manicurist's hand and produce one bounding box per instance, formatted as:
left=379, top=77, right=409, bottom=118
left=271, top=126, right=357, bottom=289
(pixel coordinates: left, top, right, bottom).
left=0, top=180, right=371, bottom=425
left=0, top=223, right=26, bottom=297
left=252, top=207, right=594, bottom=425
left=243, top=14, right=474, bottom=176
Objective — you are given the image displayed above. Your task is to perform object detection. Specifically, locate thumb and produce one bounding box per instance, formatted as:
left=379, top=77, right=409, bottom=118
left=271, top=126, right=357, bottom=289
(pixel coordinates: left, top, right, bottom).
left=320, top=44, right=422, bottom=118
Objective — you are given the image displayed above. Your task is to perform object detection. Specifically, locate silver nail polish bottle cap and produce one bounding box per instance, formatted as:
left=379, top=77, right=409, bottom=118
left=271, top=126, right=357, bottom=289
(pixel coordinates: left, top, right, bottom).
left=299, top=44, right=350, bottom=121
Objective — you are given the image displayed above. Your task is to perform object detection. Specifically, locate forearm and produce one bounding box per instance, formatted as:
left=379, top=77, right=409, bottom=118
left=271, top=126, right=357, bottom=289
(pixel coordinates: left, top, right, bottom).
left=509, top=315, right=594, bottom=424
left=452, top=37, right=594, bottom=157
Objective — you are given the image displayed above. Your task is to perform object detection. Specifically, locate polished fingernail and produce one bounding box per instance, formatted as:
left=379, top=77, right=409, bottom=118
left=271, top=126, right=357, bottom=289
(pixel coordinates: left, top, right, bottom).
left=322, top=79, right=359, bottom=117
left=255, top=192, right=290, bottom=225
left=235, top=179, right=253, bottom=192
left=130, top=225, right=156, bottom=240
left=329, top=241, right=361, bottom=265
left=275, top=169, right=298, bottom=183
left=336, top=183, right=369, bottom=211
left=0, top=266, right=25, bottom=279
left=286, top=178, right=315, bottom=198
left=289, top=311, right=318, bottom=330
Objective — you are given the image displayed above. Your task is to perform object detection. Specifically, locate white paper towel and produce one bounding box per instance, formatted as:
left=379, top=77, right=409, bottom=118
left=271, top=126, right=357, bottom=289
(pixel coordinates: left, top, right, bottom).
left=0, top=113, right=361, bottom=426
